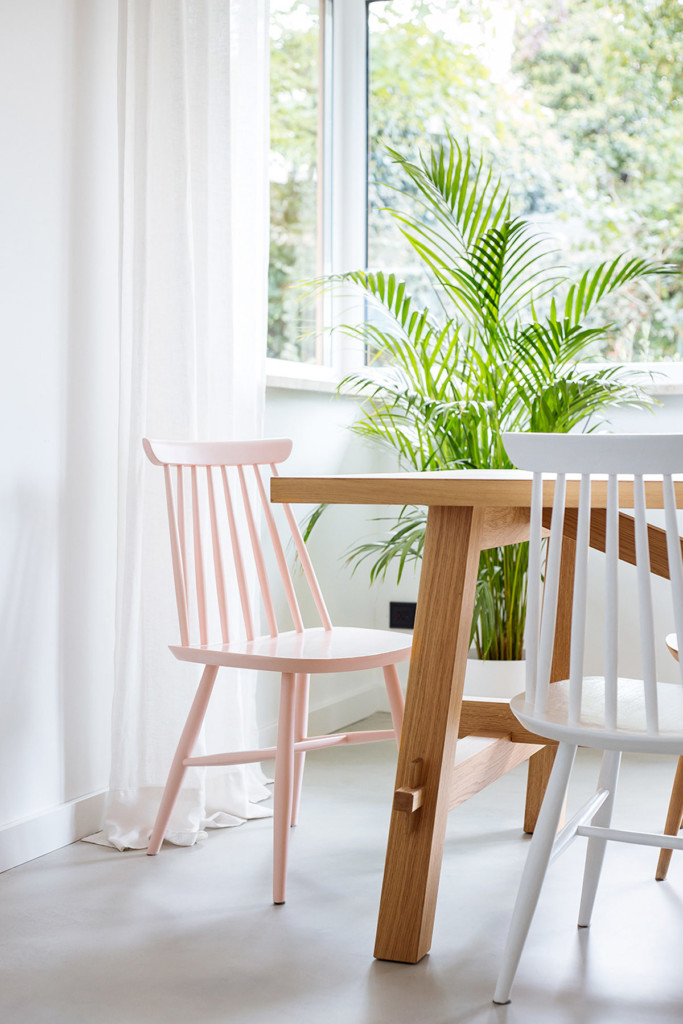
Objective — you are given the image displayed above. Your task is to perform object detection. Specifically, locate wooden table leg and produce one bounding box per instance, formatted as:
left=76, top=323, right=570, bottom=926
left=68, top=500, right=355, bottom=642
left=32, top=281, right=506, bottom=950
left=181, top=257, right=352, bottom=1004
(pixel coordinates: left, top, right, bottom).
left=656, top=756, right=683, bottom=881
left=524, top=745, right=557, bottom=834
left=550, top=530, right=576, bottom=684
left=374, top=505, right=483, bottom=963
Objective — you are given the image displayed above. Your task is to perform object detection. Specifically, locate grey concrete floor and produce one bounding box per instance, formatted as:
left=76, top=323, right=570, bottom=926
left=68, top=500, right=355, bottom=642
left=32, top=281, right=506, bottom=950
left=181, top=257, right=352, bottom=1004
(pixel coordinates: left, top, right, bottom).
left=1, top=716, right=683, bottom=1024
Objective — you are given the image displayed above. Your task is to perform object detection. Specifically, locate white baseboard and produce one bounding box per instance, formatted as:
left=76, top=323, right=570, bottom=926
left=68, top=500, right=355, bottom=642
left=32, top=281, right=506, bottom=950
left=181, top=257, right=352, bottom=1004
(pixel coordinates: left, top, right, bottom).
left=0, top=791, right=106, bottom=874
left=258, top=680, right=388, bottom=748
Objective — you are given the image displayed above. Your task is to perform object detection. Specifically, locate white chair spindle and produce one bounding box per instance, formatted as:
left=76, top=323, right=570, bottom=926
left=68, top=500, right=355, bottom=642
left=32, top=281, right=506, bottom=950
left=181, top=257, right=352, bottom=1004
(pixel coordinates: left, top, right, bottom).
left=163, top=465, right=190, bottom=647
left=191, top=466, right=208, bottom=647
left=633, top=473, right=658, bottom=732
left=220, top=465, right=255, bottom=642
left=253, top=464, right=304, bottom=633
left=535, top=472, right=567, bottom=714
left=663, top=474, right=683, bottom=689
left=524, top=471, right=543, bottom=706
left=206, top=466, right=229, bottom=645
left=238, top=464, right=278, bottom=638
left=568, top=474, right=591, bottom=724
left=604, top=474, right=619, bottom=731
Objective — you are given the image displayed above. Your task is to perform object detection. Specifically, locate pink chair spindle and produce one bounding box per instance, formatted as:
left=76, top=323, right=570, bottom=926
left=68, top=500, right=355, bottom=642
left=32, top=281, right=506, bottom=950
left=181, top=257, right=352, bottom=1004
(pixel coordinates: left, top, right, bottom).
left=206, top=467, right=230, bottom=645
left=272, top=464, right=333, bottom=631
left=164, top=465, right=190, bottom=647
left=177, top=465, right=190, bottom=619
left=191, top=466, right=208, bottom=647
left=220, top=465, right=255, bottom=643
left=237, top=464, right=278, bottom=638
left=253, top=464, right=305, bottom=633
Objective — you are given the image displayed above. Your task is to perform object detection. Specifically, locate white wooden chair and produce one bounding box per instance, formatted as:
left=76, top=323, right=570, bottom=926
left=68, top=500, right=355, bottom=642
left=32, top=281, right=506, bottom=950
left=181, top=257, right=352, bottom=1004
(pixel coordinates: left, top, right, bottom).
left=494, top=432, right=683, bottom=1005
left=143, top=438, right=411, bottom=905
left=656, top=633, right=683, bottom=881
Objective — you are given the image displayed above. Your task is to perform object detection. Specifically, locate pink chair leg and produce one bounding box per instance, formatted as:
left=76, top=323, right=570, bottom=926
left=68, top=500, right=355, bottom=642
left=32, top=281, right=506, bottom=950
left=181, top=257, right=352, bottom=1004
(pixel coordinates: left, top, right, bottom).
left=273, top=672, right=296, bottom=904
left=290, top=673, right=310, bottom=827
left=383, top=663, right=405, bottom=743
left=147, top=664, right=219, bottom=855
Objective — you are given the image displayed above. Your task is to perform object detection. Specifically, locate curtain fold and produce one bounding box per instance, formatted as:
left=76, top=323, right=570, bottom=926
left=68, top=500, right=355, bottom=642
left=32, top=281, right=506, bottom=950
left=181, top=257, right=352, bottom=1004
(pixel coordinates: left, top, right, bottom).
left=95, top=0, right=271, bottom=851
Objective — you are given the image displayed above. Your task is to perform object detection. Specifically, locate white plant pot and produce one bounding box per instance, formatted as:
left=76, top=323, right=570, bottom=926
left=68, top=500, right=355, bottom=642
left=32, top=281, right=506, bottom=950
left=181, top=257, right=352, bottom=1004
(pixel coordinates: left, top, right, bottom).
left=464, top=656, right=526, bottom=700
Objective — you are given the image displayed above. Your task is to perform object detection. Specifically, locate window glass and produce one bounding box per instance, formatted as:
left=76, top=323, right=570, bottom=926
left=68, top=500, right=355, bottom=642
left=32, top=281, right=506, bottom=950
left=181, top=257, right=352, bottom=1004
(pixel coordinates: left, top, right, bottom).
left=269, top=0, right=320, bottom=363
left=368, top=0, right=683, bottom=360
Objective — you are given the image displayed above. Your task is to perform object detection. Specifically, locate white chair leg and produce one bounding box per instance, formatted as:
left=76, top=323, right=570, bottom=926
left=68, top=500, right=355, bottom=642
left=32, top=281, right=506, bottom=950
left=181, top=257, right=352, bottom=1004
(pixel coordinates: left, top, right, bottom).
left=273, top=672, right=296, bottom=905
left=382, top=663, right=405, bottom=742
left=494, top=742, right=577, bottom=1005
left=290, top=673, right=310, bottom=827
left=577, top=749, right=621, bottom=927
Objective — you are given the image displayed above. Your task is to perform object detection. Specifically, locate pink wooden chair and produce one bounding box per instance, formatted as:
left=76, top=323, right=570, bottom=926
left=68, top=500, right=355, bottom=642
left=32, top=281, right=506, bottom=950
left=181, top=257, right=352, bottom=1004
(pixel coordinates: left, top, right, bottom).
left=142, top=438, right=410, bottom=904
left=494, top=432, right=683, bottom=1005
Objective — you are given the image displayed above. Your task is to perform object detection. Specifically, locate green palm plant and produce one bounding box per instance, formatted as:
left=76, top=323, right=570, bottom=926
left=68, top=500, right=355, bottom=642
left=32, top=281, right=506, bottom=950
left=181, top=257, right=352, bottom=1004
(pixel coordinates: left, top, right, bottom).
left=317, top=137, right=677, bottom=659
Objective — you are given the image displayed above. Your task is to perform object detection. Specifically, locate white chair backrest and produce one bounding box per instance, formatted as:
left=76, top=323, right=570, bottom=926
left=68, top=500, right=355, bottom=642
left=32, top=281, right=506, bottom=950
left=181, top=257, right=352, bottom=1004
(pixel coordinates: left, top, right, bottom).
left=143, top=438, right=332, bottom=647
left=502, top=433, right=683, bottom=733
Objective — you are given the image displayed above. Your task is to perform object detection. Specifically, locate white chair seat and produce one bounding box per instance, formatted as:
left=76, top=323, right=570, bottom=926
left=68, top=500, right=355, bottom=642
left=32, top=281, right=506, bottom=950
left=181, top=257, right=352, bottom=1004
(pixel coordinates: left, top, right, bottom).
left=511, top=678, right=683, bottom=755
left=666, top=631, right=679, bottom=658
left=171, top=626, right=412, bottom=674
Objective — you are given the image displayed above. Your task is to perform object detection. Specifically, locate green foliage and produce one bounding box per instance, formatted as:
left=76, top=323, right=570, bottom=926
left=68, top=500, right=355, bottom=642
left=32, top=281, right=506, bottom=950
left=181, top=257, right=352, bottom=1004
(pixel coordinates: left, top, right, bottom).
left=366, top=0, right=683, bottom=359
left=329, top=137, right=676, bottom=659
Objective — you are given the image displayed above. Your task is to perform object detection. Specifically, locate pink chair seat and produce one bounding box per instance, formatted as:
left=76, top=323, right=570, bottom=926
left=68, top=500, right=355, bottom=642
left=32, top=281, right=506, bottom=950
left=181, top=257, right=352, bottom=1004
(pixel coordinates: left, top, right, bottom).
left=171, top=626, right=412, bottom=673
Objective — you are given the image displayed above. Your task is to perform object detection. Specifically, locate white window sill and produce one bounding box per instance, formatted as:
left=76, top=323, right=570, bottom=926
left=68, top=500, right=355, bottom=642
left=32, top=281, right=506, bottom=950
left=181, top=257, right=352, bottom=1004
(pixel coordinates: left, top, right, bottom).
left=266, top=358, right=345, bottom=394
left=639, top=368, right=683, bottom=395
left=581, top=362, right=683, bottom=396
left=265, top=358, right=683, bottom=396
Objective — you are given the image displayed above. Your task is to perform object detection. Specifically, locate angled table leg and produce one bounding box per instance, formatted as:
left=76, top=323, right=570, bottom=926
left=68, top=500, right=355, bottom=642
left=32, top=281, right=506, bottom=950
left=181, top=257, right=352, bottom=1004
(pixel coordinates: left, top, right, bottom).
left=374, top=505, right=483, bottom=964
left=656, top=756, right=683, bottom=881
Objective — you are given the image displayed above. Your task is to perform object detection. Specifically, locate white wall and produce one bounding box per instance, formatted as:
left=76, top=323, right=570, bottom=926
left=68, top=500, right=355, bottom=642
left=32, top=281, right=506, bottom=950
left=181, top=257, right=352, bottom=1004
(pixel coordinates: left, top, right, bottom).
left=0, top=0, right=119, bottom=869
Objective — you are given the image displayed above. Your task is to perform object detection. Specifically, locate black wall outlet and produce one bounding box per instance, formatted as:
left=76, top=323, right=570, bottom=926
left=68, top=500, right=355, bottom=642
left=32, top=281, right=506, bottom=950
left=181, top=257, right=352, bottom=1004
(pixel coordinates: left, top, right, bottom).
left=389, top=601, right=416, bottom=629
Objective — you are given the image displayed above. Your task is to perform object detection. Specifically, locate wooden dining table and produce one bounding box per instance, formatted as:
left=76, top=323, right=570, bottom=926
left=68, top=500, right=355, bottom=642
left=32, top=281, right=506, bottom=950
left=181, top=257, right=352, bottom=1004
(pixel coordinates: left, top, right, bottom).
left=270, top=468, right=681, bottom=965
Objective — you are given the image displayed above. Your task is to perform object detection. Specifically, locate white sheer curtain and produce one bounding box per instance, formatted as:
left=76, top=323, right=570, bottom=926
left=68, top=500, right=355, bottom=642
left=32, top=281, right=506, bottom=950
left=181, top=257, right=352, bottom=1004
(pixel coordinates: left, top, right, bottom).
left=97, top=0, right=271, bottom=850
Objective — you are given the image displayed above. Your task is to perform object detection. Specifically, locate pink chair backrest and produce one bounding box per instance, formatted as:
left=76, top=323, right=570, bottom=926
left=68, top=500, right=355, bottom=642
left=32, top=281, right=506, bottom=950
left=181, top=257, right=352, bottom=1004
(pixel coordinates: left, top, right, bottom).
left=502, top=432, right=683, bottom=734
left=143, top=438, right=332, bottom=647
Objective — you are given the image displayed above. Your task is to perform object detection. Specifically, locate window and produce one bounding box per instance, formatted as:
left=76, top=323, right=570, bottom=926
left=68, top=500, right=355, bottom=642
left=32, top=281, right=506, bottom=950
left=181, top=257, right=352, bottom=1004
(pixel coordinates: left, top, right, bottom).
left=269, top=0, right=323, bottom=365
left=269, top=0, right=683, bottom=376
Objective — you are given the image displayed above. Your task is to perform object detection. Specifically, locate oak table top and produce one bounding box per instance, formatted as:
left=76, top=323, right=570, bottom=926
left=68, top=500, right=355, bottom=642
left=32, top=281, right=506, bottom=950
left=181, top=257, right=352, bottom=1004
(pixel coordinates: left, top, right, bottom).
left=271, top=468, right=683, bottom=509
